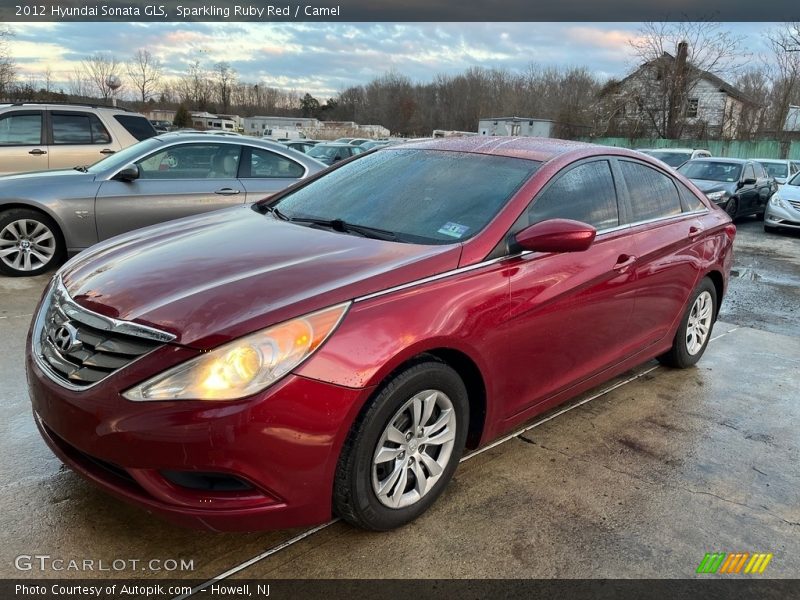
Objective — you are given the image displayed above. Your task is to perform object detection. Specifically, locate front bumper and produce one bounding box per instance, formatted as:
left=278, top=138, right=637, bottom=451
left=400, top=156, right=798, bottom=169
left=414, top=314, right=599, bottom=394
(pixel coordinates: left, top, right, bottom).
left=27, top=349, right=371, bottom=532
left=765, top=201, right=800, bottom=230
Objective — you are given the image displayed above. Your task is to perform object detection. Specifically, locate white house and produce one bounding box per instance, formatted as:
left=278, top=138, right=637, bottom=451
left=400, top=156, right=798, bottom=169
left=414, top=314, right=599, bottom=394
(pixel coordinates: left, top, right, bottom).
left=243, top=116, right=320, bottom=138
left=190, top=112, right=239, bottom=131
left=478, top=117, right=554, bottom=137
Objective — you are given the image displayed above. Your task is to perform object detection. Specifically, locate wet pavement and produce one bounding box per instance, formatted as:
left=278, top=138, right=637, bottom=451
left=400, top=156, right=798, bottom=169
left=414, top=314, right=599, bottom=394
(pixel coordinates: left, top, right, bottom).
left=0, top=221, right=798, bottom=584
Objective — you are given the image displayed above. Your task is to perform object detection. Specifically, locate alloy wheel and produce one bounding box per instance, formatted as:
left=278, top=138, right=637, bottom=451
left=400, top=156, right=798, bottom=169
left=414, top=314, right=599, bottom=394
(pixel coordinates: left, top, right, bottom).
left=685, top=290, right=713, bottom=355
left=372, top=389, right=457, bottom=509
left=0, top=219, right=56, bottom=272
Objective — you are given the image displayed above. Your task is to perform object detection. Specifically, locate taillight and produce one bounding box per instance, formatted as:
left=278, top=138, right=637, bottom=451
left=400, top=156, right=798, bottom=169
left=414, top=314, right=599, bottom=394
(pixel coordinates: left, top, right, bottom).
left=724, top=223, right=736, bottom=242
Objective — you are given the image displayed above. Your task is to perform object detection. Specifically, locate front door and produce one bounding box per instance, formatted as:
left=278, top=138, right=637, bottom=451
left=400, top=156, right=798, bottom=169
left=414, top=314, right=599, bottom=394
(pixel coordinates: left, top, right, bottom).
left=94, top=142, right=245, bottom=241
left=502, top=159, right=640, bottom=417
left=0, top=110, right=48, bottom=175
left=238, top=145, right=309, bottom=202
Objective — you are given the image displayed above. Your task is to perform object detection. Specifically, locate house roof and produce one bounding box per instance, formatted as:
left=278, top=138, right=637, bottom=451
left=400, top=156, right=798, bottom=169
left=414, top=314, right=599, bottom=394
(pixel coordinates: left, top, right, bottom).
left=603, top=52, right=759, bottom=106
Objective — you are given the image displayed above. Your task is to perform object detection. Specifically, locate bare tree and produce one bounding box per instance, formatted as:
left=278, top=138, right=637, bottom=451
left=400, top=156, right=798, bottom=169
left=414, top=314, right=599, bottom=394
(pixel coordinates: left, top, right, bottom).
left=0, top=28, right=16, bottom=98
left=127, top=49, right=162, bottom=104
left=767, top=24, right=800, bottom=131
left=82, top=53, right=122, bottom=102
left=67, top=67, right=91, bottom=99
left=612, top=21, right=745, bottom=138
left=213, top=62, right=236, bottom=113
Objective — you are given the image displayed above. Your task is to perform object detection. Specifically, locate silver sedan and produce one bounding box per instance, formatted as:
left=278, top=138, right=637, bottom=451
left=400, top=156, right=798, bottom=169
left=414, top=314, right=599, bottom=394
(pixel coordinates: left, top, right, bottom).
left=0, top=133, right=325, bottom=276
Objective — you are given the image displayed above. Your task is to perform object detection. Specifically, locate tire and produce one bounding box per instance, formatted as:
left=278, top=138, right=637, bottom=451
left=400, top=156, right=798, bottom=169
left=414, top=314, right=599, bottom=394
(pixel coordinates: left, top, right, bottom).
left=0, top=208, right=64, bottom=277
left=757, top=211, right=765, bottom=221
left=333, top=359, right=469, bottom=531
left=724, top=197, right=738, bottom=220
left=764, top=224, right=779, bottom=233
left=657, top=278, right=717, bottom=369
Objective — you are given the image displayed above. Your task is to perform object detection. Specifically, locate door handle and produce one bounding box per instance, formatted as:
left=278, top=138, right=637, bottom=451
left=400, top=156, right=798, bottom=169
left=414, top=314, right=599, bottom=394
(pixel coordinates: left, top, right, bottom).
left=28, top=149, right=47, bottom=155
left=613, top=254, right=637, bottom=271
left=688, top=225, right=704, bottom=238
left=214, top=188, right=240, bottom=196
left=100, top=149, right=115, bottom=155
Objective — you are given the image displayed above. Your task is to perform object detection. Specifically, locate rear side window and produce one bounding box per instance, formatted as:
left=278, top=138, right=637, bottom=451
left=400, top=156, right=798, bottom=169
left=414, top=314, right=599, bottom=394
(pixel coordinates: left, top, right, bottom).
left=245, top=147, right=305, bottom=178
left=113, top=115, right=157, bottom=141
left=0, top=112, right=42, bottom=145
left=743, top=164, right=755, bottom=181
left=52, top=113, right=112, bottom=144
left=528, top=160, right=620, bottom=231
left=620, top=161, right=682, bottom=222
left=676, top=181, right=706, bottom=212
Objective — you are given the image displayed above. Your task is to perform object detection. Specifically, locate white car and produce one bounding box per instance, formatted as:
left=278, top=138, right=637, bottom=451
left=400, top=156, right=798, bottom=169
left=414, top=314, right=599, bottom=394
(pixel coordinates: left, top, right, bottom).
left=764, top=170, right=800, bottom=233
left=756, top=158, right=799, bottom=185
left=637, top=148, right=711, bottom=168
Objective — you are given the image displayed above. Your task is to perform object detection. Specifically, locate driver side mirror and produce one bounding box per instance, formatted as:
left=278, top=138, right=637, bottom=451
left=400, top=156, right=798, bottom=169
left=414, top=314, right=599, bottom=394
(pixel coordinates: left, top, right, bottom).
left=114, top=164, right=140, bottom=182
left=740, top=177, right=757, bottom=186
left=514, top=218, right=597, bottom=253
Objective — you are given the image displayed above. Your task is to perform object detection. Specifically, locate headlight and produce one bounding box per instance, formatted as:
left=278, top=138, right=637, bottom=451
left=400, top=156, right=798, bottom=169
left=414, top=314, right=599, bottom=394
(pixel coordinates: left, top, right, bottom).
left=770, top=195, right=788, bottom=210
left=706, top=191, right=728, bottom=201
left=123, top=303, right=350, bottom=401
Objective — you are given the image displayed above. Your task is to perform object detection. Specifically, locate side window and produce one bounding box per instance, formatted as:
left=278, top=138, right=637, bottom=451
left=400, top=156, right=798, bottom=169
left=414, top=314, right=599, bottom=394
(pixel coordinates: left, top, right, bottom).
left=620, top=161, right=682, bottom=222
left=246, top=147, right=305, bottom=178
left=528, top=160, right=620, bottom=231
left=743, top=164, right=755, bottom=181
left=752, top=163, right=766, bottom=178
left=136, top=144, right=240, bottom=179
left=52, top=113, right=93, bottom=144
left=676, top=180, right=707, bottom=212
left=0, top=112, right=43, bottom=145
left=113, top=115, right=157, bottom=141
left=89, top=115, right=112, bottom=144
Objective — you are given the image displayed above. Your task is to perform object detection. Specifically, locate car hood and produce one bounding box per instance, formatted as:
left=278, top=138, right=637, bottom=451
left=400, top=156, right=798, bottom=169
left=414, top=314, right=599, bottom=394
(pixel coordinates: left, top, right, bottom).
left=777, top=184, right=800, bottom=201
left=60, top=206, right=461, bottom=349
left=0, top=169, right=96, bottom=188
left=688, top=179, right=736, bottom=195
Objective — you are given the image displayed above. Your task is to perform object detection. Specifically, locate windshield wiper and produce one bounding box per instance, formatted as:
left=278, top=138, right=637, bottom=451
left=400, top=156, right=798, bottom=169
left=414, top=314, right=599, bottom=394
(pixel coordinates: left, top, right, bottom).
left=287, top=216, right=398, bottom=241
left=73, top=166, right=89, bottom=172
left=263, top=205, right=290, bottom=220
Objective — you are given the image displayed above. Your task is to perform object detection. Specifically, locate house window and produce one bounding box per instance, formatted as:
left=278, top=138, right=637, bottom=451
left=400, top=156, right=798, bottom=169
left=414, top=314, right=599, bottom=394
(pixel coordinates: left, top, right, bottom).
left=686, top=98, right=699, bottom=118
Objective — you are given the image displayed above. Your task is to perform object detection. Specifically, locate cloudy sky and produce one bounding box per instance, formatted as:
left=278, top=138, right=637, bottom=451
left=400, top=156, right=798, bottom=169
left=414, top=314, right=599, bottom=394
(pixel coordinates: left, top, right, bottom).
left=6, top=22, right=779, bottom=98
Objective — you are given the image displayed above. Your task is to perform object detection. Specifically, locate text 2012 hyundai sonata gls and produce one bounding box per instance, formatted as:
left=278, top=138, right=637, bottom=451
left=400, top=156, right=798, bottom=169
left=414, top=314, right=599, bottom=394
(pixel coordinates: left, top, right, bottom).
left=27, top=138, right=735, bottom=532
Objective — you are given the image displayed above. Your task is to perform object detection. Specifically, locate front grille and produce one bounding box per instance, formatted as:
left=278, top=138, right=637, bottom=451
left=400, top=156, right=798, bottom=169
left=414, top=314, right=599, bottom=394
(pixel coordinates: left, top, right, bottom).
left=33, top=278, right=175, bottom=389
left=788, top=199, right=800, bottom=212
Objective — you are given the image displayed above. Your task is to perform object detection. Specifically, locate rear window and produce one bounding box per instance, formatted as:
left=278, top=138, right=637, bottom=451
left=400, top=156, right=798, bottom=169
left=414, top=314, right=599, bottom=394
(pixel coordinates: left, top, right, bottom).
left=620, top=160, right=682, bottom=222
left=113, top=115, right=157, bottom=141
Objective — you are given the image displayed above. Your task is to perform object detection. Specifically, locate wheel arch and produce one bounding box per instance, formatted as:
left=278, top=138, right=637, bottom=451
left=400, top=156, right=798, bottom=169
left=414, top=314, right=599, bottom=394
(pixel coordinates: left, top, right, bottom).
left=0, top=201, right=68, bottom=250
left=704, top=269, right=725, bottom=320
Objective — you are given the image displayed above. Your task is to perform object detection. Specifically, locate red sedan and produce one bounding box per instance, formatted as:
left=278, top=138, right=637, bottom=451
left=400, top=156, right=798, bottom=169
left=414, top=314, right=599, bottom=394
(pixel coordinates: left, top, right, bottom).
left=27, top=138, right=735, bottom=531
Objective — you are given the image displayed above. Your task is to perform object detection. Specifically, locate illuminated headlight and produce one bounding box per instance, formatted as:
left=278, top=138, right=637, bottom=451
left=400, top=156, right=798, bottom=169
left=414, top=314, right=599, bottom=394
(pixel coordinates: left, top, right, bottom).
left=706, top=191, right=728, bottom=202
left=123, top=303, right=350, bottom=401
left=770, top=195, right=789, bottom=210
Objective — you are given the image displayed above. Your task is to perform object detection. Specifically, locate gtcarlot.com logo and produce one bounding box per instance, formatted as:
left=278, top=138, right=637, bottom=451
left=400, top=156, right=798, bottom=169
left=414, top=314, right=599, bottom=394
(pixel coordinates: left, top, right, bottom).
left=15, top=554, right=194, bottom=572
left=697, top=552, right=773, bottom=574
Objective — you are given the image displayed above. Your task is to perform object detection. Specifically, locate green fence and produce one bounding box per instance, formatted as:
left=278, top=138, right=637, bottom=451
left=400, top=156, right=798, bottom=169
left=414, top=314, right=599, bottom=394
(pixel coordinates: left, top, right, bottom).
left=578, top=137, right=800, bottom=160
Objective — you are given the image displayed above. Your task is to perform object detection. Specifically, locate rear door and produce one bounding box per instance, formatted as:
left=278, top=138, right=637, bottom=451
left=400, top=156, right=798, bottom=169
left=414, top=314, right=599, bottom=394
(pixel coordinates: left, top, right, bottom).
left=237, top=145, right=308, bottom=202
left=0, top=110, right=48, bottom=174
left=46, top=110, right=122, bottom=169
left=94, top=141, right=245, bottom=240
left=616, top=158, right=706, bottom=349
left=504, top=158, right=642, bottom=416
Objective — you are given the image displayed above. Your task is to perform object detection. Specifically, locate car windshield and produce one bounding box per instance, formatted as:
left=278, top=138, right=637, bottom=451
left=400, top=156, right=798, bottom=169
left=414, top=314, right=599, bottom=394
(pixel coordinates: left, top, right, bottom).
left=678, top=161, right=742, bottom=183
left=759, top=161, right=788, bottom=179
left=646, top=151, right=692, bottom=167
left=271, top=149, right=540, bottom=244
left=788, top=171, right=800, bottom=186
left=86, top=138, right=163, bottom=173
left=308, top=145, right=340, bottom=159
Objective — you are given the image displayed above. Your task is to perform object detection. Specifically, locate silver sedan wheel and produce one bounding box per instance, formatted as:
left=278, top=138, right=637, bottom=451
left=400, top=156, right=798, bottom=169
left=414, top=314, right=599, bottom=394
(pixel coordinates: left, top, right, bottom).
left=686, top=290, right=713, bottom=355
left=372, top=389, right=457, bottom=509
left=0, top=219, right=56, bottom=272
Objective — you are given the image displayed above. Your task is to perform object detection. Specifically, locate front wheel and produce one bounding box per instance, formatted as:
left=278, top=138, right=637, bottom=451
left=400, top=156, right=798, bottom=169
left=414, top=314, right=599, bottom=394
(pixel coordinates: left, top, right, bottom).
left=333, top=360, right=469, bottom=531
left=724, top=197, right=738, bottom=220
left=0, top=209, right=64, bottom=277
left=657, top=278, right=717, bottom=369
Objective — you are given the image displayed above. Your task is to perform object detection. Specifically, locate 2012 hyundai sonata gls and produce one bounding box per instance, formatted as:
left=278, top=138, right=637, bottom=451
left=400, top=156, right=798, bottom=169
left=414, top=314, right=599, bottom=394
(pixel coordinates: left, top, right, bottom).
left=27, top=138, right=735, bottom=532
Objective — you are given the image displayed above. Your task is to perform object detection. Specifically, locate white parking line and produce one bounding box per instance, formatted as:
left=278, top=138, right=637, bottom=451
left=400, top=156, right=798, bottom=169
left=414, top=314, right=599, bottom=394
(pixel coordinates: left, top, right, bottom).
left=0, top=313, right=32, bottom=320
left=173, top=324, right=742, bottom=598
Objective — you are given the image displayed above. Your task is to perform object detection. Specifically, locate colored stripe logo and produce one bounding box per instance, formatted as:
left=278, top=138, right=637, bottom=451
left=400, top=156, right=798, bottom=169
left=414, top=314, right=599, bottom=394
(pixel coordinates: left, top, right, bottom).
left=697, top=552, right=773, bottom=574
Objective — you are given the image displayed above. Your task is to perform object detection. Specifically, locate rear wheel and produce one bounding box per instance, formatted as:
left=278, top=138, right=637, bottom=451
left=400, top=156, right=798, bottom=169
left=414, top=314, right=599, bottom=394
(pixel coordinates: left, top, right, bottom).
left=657, top=278, right=717, bottom=369
left=0, top=209, right=64, bottom=277
left=333, top=360, right=469, bottom=530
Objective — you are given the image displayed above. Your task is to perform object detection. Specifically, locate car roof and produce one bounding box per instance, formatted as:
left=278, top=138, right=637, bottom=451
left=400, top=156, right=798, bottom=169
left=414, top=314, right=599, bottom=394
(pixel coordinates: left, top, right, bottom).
left=153, top=132, right=295, bottom=150
left=638, top=148, right=697, bottom=152
left=0, top=102, right=135, bottom=114
left=754, top=158, right=787, bottom=163
left=395, top=136, right=602, bottom=162
left=684, top=157, right=748, bottom=164
left=315, top=142, right=353, bottom=147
